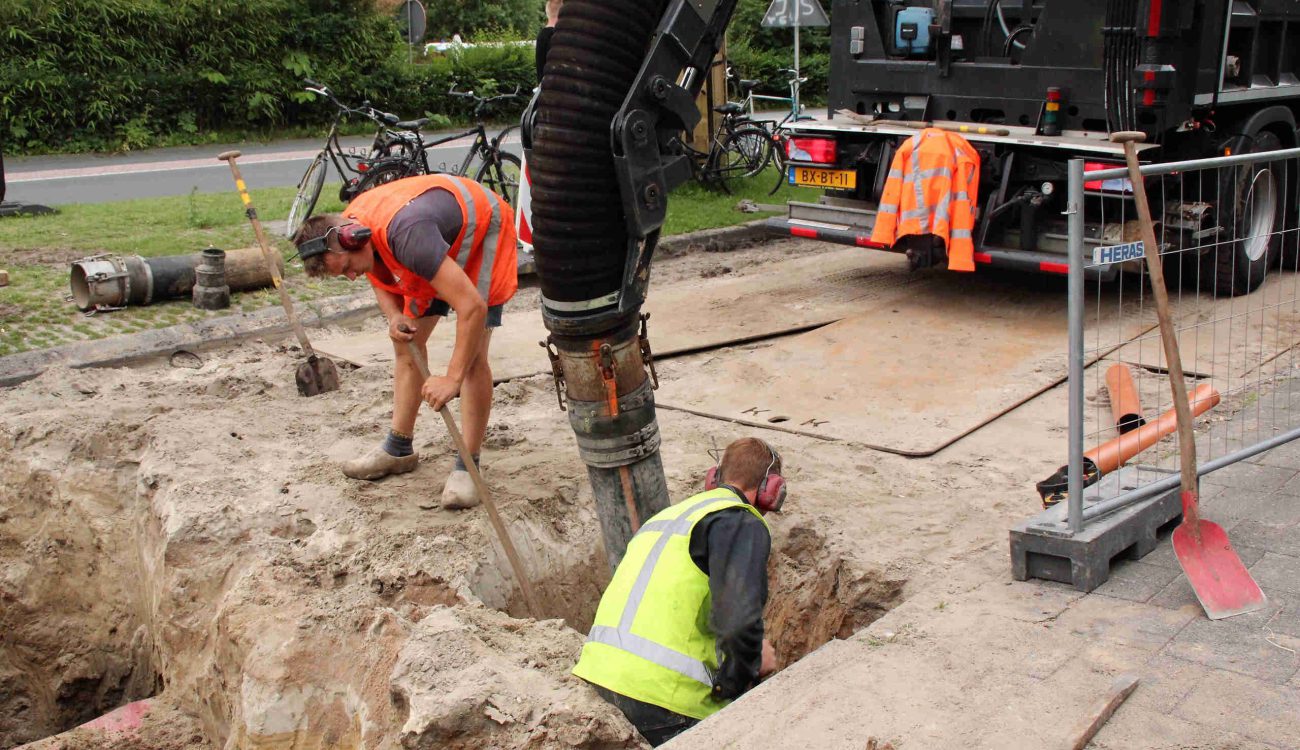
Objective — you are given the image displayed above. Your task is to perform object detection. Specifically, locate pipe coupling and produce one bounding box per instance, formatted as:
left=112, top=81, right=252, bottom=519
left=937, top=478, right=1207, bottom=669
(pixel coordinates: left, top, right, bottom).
left=567, top=379, right=661, bottom=468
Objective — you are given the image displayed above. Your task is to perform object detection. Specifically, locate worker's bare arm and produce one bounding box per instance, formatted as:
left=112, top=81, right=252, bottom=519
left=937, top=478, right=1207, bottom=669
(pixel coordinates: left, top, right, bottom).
left=419, top=259, right=487, bottom=409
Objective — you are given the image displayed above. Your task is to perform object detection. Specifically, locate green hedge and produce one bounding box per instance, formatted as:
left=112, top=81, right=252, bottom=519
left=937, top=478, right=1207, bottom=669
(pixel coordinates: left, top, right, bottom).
left=0, top=0, right=814, bottom=155
left=0, top=0, right=536, bottom=154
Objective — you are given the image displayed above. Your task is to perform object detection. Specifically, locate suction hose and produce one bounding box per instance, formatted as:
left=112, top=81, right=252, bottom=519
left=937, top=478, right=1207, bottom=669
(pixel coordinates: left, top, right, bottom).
left=531, top=0, right=671, bottom=566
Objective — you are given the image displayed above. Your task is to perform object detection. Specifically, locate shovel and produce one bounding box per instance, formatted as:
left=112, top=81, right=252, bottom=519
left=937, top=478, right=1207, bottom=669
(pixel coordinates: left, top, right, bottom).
left=398, top=326, right=542, bottom=619
left=1112, top=131, right=1266, bottom=619
left=217, top=151, right=340, bottom=397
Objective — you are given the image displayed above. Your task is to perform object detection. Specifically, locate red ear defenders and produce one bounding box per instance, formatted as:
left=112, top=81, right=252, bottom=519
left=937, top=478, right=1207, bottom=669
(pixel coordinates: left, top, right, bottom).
left=704, top=440, right=787, bottom=513
left=296, top=223, right=372, bottom=261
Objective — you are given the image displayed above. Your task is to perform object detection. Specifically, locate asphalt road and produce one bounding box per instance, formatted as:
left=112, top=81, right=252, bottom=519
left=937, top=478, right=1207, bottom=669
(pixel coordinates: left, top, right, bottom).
left=3, top=110, right=795, bottom=207
left=4, top=128, right=521, bottom=207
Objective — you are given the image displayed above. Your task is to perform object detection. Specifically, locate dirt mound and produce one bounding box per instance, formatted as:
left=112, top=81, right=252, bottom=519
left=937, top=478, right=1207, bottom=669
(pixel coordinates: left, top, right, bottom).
left=0, top=352, right=643, bottom=749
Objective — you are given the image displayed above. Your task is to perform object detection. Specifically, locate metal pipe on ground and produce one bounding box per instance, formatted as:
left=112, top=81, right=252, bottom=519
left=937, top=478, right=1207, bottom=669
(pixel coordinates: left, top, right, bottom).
left=530, top=0, right=673, bottom=567
left=69, top=246, right=283, bottom=311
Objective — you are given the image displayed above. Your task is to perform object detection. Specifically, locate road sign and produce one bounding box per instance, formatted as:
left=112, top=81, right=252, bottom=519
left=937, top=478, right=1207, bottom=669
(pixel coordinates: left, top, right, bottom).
left=397, top=0, right=427, bottom=45
left=761, top=0, right=829, bottom=28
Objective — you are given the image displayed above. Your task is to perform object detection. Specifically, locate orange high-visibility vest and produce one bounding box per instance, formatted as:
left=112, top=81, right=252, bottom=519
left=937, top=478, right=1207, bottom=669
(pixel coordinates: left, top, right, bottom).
left=870, top=129, right=981, bottom=272
left=345, top=174, right=518, bottom=317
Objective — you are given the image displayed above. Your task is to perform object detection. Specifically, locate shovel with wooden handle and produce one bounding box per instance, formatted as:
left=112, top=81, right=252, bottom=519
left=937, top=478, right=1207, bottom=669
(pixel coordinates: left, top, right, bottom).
left=1111, top=131, right=1266, bottom=619
left=217, top=150, right=340, bottom=397
left=398, top=325, right=542, bottom=619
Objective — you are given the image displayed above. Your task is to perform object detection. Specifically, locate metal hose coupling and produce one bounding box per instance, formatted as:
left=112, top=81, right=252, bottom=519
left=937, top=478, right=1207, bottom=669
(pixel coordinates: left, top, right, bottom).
left=541, top=314, right=667, bottom=566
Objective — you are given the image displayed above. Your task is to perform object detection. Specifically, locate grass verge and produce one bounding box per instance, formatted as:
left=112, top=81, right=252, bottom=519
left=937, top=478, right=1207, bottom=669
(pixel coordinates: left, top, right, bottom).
left=0, top=167, right=817, bottom=358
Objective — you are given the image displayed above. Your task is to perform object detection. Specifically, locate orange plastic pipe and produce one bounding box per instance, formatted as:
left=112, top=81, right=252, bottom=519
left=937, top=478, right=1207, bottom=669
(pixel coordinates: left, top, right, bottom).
left=1085, top=383, right=1220, bottom=474
left=1105, top=363, right=1146, bottom=435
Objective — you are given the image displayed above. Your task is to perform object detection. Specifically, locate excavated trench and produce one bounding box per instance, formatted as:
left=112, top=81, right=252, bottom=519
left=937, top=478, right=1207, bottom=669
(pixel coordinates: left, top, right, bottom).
left=0, top=366, right=908, bottom=749
left=0, top=433, right=160, bottom=747
left=1, top=458, right=904, bottom=748
left=480, top=515, right=907, bottom=668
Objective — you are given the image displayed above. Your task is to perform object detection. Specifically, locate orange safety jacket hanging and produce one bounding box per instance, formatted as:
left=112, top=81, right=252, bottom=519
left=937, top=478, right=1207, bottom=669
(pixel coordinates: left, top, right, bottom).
left=345, top=174, right=518, bottom=317
left=869, top=128, right=981, bottom=272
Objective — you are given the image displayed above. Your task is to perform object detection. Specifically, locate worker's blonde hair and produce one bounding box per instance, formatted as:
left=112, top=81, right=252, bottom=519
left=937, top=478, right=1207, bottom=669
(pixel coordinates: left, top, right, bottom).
left=719, top=437, right=781, bottom=492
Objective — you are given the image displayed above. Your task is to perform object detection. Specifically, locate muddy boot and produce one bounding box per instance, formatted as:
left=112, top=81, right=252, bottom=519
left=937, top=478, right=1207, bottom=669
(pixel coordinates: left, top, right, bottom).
left=441, top=470, right=480, bottom=510
left=341, top=446, right=419, bottom=481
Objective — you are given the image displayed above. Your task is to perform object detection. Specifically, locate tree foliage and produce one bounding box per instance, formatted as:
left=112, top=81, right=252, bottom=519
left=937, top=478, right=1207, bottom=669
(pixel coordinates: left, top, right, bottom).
left=0, top=0, right=823, bottom=154
left=0, top=0, right=538, bottom=154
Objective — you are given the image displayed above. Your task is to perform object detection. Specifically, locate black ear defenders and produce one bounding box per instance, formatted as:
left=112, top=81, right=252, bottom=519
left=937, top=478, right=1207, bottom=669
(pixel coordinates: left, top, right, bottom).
left=296, top=223, right=372, bottom=261
left=704, top=439, right=787, bottom=513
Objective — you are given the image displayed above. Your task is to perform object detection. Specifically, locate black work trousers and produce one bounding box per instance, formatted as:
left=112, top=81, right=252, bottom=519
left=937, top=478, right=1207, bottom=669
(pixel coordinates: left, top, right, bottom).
left=593, top=685, right=699, bottom=746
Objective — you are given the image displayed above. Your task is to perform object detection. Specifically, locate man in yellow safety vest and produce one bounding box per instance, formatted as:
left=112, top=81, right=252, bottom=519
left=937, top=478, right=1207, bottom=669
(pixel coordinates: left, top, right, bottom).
left=573, top=437, right=785, bottom=745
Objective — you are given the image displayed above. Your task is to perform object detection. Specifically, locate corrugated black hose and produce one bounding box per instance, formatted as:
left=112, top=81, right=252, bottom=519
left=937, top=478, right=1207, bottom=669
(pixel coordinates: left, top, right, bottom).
left=530, top=0, right=668, bottom=308
left=528, top=0, right=675, bottom=567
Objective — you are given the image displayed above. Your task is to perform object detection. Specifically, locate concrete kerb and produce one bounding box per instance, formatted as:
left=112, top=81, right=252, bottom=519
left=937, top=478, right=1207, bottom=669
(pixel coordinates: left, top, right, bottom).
left=0, top=220, right=772, bottom=387
left=0, top=292, right=379, bottom=387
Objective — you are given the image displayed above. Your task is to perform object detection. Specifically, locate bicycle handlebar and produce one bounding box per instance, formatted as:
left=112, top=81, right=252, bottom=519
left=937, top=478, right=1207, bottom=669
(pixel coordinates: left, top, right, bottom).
left=303, top=79, right=402, bottom=127
left=447, top=84, right=524, bottom=106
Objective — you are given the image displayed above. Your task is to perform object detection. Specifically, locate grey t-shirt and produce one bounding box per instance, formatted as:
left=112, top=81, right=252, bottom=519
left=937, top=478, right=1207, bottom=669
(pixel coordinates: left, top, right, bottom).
left=384, top=187, right=465, bottom=281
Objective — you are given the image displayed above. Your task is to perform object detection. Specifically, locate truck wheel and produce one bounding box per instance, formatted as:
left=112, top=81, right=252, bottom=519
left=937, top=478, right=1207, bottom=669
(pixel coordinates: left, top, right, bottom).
left=1199, top=130, right=1284, bottom=296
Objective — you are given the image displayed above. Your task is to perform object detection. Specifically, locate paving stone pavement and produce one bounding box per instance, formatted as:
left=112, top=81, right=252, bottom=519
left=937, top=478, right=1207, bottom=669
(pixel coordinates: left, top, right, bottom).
left=669, top=377, right=1300, bottom=750
left=1086, top=383, right=1300, bottom=747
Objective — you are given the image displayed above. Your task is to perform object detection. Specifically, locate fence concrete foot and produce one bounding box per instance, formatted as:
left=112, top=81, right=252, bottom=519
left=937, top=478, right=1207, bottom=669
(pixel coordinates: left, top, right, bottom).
left=1009, top=476, right=1182, bottom=592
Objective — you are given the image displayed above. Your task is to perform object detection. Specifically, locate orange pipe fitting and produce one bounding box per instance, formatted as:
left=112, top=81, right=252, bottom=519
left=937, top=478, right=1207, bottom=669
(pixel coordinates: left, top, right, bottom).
left=1085, top=382, right=1220, bottom=474
left=1105, top=363, right=1146, bottom=435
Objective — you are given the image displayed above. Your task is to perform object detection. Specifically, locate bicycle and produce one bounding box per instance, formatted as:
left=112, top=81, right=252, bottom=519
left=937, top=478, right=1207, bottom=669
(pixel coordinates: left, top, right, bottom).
left=671, top=75, right=783, bottom=192
left=349, top=86, right=525, bottom=207
left=756, top=69, right=811, bottom=195
left=286, top=79, right=415, bottom=238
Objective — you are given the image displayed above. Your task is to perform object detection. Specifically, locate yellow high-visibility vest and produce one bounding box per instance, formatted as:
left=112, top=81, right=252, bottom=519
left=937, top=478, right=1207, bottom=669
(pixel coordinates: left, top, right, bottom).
left=572, top=488, right=770, bottom=720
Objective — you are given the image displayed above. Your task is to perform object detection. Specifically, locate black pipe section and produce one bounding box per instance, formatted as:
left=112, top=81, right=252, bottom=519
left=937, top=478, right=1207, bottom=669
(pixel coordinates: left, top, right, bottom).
left=69, top=247, right=278, bottom=311
left=70, top=254, right=195, bottom=311
left=530, top=0, right=672, bottom=566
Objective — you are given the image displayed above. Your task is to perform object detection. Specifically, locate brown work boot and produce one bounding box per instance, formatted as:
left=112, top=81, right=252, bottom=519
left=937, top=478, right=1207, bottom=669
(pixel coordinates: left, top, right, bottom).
left=441, top=470, right=480, bottom=510
left=341, top=447, right=419, bottom=481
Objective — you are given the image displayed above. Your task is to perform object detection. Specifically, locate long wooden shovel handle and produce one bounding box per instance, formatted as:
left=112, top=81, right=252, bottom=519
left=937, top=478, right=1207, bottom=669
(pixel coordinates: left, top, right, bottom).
left=1111, top=131, right=1201, bottom=524
left=400, top=332, right=542, bottom=619
left=217, top=150, right=316, bottom=359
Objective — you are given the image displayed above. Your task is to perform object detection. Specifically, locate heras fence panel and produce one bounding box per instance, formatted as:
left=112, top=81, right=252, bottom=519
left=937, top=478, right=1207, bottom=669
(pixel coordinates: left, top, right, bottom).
left=1059, top=149, right=1300, bottom=534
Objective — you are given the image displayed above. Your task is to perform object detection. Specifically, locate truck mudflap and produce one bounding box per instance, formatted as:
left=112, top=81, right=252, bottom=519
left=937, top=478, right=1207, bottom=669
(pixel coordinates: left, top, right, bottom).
left=764, top=216, right=1119, bottom=281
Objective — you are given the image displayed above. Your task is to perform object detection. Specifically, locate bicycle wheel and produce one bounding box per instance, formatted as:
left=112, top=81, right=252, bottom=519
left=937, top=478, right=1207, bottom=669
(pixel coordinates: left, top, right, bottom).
left=475, top=151, right=523, bottom=206
left=709, top=125, right=773, bottom=193
left=351, top=161, right=409, bottom=198
left=286, top=152, right=328, bottom=238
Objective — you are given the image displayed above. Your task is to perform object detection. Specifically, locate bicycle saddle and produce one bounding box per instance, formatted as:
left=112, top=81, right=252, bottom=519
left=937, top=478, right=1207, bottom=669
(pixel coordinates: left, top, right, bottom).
left=713, top=102, right=745, bottom=116
left=396, top=118, right=429, bottom=131
left=739, top=79, right=761, bottom=91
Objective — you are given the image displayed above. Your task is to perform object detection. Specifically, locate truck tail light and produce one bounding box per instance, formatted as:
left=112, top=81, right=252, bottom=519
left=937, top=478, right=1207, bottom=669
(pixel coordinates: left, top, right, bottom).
left=787, top=137, right=837, bottom=164
left=1083, top=161, right=1132, bottom=193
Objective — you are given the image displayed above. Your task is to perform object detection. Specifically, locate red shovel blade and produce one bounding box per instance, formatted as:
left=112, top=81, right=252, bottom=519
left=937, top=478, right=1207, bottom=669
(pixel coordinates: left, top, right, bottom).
left=1173, top=518, right=1267, bottom=620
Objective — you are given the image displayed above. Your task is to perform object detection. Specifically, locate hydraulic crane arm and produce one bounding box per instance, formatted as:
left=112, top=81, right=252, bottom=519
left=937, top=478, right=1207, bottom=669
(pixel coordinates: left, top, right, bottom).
left=612, top=0, right=741, bottom=241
